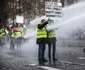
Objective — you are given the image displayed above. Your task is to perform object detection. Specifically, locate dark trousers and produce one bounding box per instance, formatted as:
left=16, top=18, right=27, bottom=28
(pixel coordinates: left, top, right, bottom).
left=16, top=37, right=22, bottom=47
left=48, top=42, right=56, bottom=60
left=38, top=43, right=46, bottom=60
left=10, top=37, right=15, bottom=49
left=0, top=37, right=2, bottom=44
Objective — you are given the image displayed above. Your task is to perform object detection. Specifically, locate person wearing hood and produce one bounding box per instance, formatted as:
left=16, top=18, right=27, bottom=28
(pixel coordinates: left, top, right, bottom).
left=47, top=18, right=58, bottom=62
left=36, top=19, right=50, bottom=63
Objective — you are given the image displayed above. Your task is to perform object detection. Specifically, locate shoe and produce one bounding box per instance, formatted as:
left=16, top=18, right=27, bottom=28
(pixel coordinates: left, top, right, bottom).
left=53, top=58, right=57, bottom=62
left=49, top=58, right=51, bottom=62
left=38, top=59, right=42, bottom=63
left=49, top=60, right=51, bottom=62
left=83, top=48, right=85, bottom=52
left=42, top=59, right=48, bottom=62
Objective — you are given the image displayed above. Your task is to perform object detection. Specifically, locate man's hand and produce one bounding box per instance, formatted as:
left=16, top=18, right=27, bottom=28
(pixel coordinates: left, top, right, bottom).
left=47, top=18, right=51, bottom=21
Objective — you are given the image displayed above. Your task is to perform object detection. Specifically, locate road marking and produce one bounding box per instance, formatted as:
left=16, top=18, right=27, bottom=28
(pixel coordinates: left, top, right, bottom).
left=38, top=66, right=61, bottom=70
left=29, top=64, right=61, bottom=70
left=29, top=60, right=84, bottom=70
left=58, top=60, right=72, bottom=64
left=77, top=57, right=85, bottom=59
left=29, top=64, right=37, bottom=66
left=58, top=60, right=84, bottom=66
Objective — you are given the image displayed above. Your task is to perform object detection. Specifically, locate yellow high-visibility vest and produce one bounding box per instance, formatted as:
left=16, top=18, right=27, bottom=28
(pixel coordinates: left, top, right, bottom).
left=36, top=24, right=47, bottom=38
left=5, top=29, right=9, bottom=36
left=11, top=30, right=16, bottom=38
left=48, top=30, right=56, bottom=38
left=19, top=26, right=24, bottom=37
left=0, top=29, right=3, bottom=37
left=15, top=31, right=22, bottom=38
left=0, top=28, right=5, bottom=37
left=47, top=24, right=56, bottom=38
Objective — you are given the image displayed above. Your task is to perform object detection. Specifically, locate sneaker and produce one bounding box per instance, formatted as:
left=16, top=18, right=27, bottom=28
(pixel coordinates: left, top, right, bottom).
left=38, top=59, right=42, bottom=63
left=49, top=59, right=51, bottom=62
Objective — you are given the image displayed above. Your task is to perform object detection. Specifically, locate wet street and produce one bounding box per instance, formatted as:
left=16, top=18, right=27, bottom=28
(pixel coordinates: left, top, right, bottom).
left=0, top=38, right=85, bottom=70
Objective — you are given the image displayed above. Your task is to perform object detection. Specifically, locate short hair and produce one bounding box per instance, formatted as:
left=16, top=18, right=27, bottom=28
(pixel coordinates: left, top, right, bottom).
left=41, top=19, right=45, bottom=23
left=15, top=23, right=18, bottom=27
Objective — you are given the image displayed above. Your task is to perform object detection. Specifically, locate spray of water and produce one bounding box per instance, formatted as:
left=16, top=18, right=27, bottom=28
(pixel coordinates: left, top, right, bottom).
left=30, top=1, right=85, bottom=25
left=28, top=1, right=85, bottom=38
left=21, top=1, right=85, bottom=60
left=56, top=13, right=85, bottom=38
left=63, top=1, right=85, bottom=20
left=47, top=13, right=85, bottom=31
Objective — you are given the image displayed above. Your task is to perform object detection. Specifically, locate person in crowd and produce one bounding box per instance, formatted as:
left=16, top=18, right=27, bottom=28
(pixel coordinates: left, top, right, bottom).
left=0, top=20, right=6, bottom=44
left=47, top=18, right=58, bottom=62
left=36, top=19, right=49, bottom=63
left=10, top=24, right=16, bottom=49
left=0, top=25, right=4, bottom=44
left=15, top=23, right=22, bottom=49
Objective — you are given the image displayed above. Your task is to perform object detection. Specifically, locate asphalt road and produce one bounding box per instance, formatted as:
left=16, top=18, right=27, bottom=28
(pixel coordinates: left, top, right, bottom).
left=0, top=38, right=85, bottom=70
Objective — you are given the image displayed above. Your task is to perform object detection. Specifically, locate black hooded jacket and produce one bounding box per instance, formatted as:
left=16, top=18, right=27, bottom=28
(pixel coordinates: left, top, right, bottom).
left=36, top=21, right=48, bottom=44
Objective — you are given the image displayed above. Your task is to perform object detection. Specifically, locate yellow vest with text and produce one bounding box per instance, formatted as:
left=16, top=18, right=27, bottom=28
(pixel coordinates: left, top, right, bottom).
left=36, top=24, right=47, bottom=38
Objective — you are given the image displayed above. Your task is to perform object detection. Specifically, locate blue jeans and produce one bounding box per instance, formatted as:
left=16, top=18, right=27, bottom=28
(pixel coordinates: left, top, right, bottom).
left=38, top=43, right=46, bottom=60
left=10, top=37, right=16, bottom=49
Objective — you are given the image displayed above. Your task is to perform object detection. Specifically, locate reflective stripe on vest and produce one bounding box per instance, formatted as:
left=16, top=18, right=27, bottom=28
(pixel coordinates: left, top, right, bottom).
left=48, top=30, right=56, bottom=38
left=11, top=30, right=16, bottom=38
left=0, top=29, right=3, bottom=37
left=36, top=24, right=47, bottom=38
left=0, top=29, right=5, bottom=36
left=15, top=32, right=22, bottom=38
left=5, top=29, right=9, bottom=35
